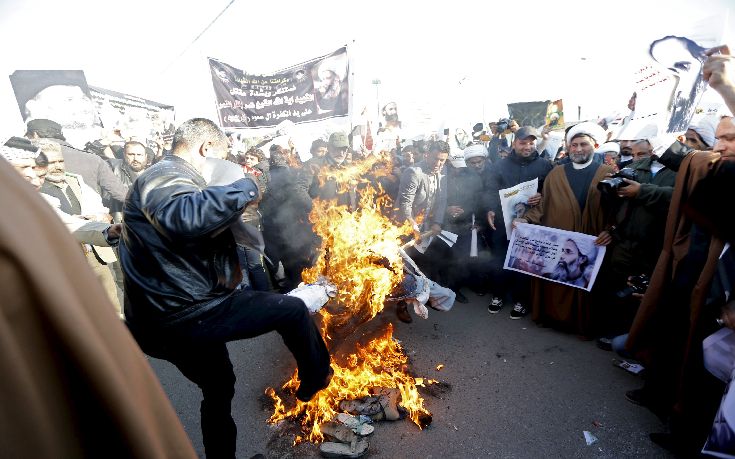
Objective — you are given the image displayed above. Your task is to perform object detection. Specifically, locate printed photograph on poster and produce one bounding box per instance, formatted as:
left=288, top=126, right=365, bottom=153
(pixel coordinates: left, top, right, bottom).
left=9, top=69, right=103, bottom=149
left=89, top=86, right=176, bottom=142
left=545, top=99, right=564, bottom=130
left=618, top=15, right=725, bottom=138
left=209, top=46, right=349, bottom=128
left=499, top=178, right=538, bottom=240
left=503, top=223, right=606, bottom=291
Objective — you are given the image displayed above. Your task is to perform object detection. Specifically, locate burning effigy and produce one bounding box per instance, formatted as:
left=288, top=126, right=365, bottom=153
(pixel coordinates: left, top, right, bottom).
left=265, top=154, right=439, bottom=451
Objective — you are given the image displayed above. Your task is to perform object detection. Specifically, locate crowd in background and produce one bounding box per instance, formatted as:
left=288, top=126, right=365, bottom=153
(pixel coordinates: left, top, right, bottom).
left=2, top=45, right=735, bottom=458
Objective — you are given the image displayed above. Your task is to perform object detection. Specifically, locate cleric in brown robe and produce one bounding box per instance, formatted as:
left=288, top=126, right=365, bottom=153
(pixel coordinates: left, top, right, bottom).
left=520, top=122, right=614, bottom=336
left=0, top=158, right=196, bottom=458
left=624, top=117, right=735, bottom=454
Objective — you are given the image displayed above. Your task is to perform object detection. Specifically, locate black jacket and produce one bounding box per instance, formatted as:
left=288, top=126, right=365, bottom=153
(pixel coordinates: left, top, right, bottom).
left=484, top=150, right=553, bottom=214
left=120, top=155, right=259, bottom=328
left=107, top=159, right=138, bottom=222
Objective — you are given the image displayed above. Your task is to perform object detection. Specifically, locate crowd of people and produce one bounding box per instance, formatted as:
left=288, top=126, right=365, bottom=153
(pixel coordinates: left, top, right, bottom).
left=2, top=44, right=735, bottom=458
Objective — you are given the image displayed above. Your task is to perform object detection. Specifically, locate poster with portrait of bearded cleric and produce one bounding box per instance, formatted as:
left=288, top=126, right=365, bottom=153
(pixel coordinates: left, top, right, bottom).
left=618, top=16, right=725, bottom=138
left=504, top=223, right=606, bottom=292
left=209, top=46, right=349, bottom=128
left=9, top=69, right=104, bottom=149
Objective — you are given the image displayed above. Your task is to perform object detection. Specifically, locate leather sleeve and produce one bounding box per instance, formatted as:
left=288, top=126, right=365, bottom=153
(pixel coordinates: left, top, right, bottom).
left=140, top=175, right=259, bottom=240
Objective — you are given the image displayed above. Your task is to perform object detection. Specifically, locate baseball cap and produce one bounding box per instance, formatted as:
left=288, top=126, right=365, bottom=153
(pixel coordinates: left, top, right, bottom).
left=329, top=132, right=349, bottom=148
left=515, top=126, right=539, bottom=140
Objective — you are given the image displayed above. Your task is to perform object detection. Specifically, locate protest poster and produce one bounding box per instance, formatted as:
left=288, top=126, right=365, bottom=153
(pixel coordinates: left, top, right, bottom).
left=545, top=99, right=564, bottom=130
left=89, top=86, right=176, bottom=142
left=209, top=47, right=349, bottom=128
left=503, top=223, right=606, bottom=292
left=9, top=69, right=102, bottom=149
left=507, top=100, right=549, bottom=128
left=618, top=15, right=726, bottom=138
left=499, top=178, right=538, bottom=240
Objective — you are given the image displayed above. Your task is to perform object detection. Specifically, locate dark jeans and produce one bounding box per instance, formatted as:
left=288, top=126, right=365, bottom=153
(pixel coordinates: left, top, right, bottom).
left=236, top=245, right=271, bottom=291
left=129, top=290, right=331, bottom=459
left=488, top=240, right=530, bottom=305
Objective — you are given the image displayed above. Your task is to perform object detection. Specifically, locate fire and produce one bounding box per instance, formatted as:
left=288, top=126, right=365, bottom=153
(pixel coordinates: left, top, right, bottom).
left=266, top=154, right=433, bottom=442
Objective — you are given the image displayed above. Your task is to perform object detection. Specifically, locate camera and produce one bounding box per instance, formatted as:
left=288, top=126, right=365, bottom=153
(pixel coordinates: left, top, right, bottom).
left=495, top=118, right=512, bottom=133
left=597, top=167, right=637, bottom=195
left=616, top=274, right=650, bottom=298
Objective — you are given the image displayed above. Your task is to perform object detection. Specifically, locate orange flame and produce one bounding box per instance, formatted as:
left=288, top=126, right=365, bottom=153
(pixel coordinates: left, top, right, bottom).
left=266, top=157, right=432, bottom=442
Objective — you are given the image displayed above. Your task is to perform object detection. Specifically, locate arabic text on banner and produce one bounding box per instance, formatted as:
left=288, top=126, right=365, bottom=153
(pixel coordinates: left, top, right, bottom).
left=209, top=47, right=349, bottom=128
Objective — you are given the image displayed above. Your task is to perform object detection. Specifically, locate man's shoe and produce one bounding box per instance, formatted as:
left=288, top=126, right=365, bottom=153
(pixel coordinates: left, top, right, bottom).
left=296, top=366, right=334, bottom=402
left=625, top=388, right=649, bottom=407
left=455, top=290, right=469, bottom=304
left=487, top=297, right=503, bottom=314
left=509, top=303, right=527, bottom=319
left=396, top=301, right=413, bottom=323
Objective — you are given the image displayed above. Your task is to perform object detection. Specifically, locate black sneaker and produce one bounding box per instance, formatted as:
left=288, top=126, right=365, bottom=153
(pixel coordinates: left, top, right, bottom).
left=487, top=297, right=503, bottom=314
left=509, top=303, right=527, bottom=319
left=455, top=290, right=469, bottom=304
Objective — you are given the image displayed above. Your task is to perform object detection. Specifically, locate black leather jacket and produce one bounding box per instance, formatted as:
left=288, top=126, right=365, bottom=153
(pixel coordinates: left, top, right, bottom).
left=120, top=155, right=259, bottom=328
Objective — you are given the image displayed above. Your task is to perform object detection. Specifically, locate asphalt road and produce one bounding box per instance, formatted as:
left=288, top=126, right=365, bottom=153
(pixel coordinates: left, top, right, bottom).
left=149, top=290, right=675, bottom=458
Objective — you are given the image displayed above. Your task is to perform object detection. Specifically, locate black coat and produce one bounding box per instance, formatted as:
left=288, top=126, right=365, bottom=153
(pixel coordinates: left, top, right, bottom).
left=120, top=155, right=259, bottom=327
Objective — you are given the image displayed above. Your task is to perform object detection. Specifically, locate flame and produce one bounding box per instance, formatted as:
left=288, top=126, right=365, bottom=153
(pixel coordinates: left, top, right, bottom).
left=266, top=156, right=433, bottom=442
left=267, top=325, right=432, bottom=442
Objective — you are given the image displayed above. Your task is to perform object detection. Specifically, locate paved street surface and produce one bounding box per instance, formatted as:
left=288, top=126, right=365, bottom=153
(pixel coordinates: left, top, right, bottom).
left=149, top=290, right=675, bottom=458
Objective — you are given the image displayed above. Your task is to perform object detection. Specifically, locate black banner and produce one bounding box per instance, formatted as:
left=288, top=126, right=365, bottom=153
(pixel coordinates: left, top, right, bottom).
left=209, top=47, right=349, bottom=128
left=508, top=100, right=551, bottom=128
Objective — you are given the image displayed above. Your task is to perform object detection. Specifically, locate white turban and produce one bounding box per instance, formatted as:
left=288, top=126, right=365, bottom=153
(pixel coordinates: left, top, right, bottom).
left=1, top=140, right=39, bottom=163
left=595, top=142, right=620, bottom=155
left=568, top=237, right=597, bottom=262
left=463, top=143, right=488, bottom=160
left=566, top=121, right=607, bottom=145
left=448, top=152, right=466, bottom=168
left=689, top=115, right=719, bottom=147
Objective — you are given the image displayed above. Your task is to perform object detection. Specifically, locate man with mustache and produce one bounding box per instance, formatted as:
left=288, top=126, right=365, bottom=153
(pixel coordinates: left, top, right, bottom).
left=545, top=238, right=593, bottom=288
left=519, top=122, right=614, bottom=336
left=108, top=141, right=148, bottom=223
left=36, top=139, right=121, bottom=315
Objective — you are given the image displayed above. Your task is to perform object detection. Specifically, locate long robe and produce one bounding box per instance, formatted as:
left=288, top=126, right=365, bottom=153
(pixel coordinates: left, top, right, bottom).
left=0, top=159, right=196, bottom=458
left=524, top=163, right=614, bottom=335
left=625, top=151, right=727, bottom=445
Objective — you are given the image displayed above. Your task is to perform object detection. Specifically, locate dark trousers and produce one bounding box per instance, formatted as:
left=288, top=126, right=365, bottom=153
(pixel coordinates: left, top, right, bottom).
left=488, top=240, right=530, bottom=305
left=129, top=290, right=331, bottom=459
left=236, top=245, right=271, bottom=291
left=446, top=230, right=492, bottom=293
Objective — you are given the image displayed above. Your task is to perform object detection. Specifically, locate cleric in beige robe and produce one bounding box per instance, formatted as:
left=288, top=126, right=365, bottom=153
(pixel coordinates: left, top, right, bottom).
left=0, top=158, right=196, bottom=458
left=521, top=122, right=614, bottom=336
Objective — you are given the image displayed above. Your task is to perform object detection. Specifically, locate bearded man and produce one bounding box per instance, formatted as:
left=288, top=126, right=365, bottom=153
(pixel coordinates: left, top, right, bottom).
left=519, top=122, right=614, bottom=335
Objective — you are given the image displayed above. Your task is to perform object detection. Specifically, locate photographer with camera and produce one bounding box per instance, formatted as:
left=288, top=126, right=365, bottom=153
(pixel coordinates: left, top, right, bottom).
left=487, top=118, right=518, bottom=162
left=594, top=137, right=676, bottom=349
